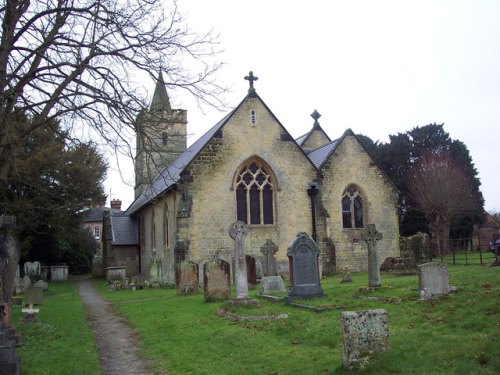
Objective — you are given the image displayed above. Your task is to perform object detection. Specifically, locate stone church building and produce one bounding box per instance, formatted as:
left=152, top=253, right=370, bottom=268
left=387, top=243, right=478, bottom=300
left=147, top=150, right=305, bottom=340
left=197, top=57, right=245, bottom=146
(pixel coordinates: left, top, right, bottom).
left=111, top=72, right=400, bottom=284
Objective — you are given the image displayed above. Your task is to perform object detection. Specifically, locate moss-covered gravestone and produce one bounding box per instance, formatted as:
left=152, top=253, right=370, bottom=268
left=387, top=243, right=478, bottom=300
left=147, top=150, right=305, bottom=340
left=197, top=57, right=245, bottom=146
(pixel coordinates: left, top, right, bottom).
left=175, top=260, right=199, bottom=295
left=203, top=259, right=230, bottom=302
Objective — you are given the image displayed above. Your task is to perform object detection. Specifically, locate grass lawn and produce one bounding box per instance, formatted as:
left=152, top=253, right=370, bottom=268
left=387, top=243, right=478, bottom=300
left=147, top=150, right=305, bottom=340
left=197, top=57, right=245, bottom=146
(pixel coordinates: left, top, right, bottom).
left=10, top=258, right=500, bottom=374
left=11, top=281, right=99, bottom=375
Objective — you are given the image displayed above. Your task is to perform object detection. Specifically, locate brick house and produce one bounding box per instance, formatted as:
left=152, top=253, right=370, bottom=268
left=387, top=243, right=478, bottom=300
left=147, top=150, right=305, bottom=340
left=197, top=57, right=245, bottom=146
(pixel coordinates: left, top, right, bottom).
left=114, top=72, right=400, bottom=283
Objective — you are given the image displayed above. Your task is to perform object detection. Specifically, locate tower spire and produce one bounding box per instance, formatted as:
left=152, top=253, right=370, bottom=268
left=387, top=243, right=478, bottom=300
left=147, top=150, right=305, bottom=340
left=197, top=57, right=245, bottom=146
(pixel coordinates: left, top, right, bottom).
left=150, top=71, right=172, bottom=113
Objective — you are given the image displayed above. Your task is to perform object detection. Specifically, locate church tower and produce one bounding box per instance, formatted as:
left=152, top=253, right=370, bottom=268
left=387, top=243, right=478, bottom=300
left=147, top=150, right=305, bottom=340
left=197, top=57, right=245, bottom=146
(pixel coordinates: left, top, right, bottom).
left=134, top=72, right=187, bottom=197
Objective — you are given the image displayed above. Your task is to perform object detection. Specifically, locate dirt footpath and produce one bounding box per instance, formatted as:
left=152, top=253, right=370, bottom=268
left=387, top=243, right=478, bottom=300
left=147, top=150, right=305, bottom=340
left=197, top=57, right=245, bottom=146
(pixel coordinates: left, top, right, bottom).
left=77, top=280, right=155, bottom=375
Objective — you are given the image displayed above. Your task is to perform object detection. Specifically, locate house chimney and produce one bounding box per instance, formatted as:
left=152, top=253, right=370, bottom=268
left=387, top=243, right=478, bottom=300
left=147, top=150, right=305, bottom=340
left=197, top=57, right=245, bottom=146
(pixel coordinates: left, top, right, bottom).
left=110, top=199, right=122, bottom=211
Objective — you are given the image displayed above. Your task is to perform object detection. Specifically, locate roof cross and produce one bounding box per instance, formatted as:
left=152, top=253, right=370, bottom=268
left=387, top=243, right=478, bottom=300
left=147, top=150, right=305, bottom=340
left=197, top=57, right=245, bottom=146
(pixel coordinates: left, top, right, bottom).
left=244, top=71, right=258, bottom=96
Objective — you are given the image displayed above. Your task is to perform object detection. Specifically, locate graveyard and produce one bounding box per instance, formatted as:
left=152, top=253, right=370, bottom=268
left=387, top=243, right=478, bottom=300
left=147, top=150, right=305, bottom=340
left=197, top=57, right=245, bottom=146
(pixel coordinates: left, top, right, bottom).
left=9, top=257, right=500, bottom=375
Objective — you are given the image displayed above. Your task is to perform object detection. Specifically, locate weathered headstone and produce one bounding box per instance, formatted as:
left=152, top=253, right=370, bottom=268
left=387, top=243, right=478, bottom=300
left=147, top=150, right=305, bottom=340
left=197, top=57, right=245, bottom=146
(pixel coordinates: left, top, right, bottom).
left=21, top=275, right=31, bottom=291
left=341, top=266, right=352, bottom=283
left=91, top=256, right=103, bottom=277
left=135, top=274, right=147, bottom=289
left=259, top=276, right=286, bottom=294
left=34, top=280, right=48, bottom=291
left=418, top=262, right=455, bottom=299
left=176, top=260, right=199, bottom=295
left=24, top=261, right=41, bottom=281
left=228, top=221, right=249, bottom=299
left=286, top=232, right=325, bottom=300
left=24, top=286, right=43, bottom=306
left=340, top=309, right=389, bottom=369
left=260, top=239, right=279, bottom=276
left=204, top=259, right=230, bottom=302
left=149, top=250, right=162, bottom=286
left=245, top=255, right=257, bottom=288
left=362, top=224, right=383, bottom=288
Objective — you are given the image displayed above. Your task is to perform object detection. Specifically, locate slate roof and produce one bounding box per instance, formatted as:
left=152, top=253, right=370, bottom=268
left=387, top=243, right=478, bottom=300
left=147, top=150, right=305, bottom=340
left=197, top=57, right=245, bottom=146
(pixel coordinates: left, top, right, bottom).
left=126, top=111, right=234, bottom=214
left=82, top=206, right=123, bottom=222
left=306, top=139, right=340, bottom=168
left=110, top=215, right=139, bottom=245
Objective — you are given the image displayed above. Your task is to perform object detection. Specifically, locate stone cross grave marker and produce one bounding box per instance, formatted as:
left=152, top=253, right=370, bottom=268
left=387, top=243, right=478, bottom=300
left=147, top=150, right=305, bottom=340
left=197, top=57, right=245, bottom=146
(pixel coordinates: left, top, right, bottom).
left=340, top=309, right=389, bottom=369
left=228, top=221, right=249, bottom=299
left=418, top=262, right=455, bottom=299
left=361, top=224, right=383, bottom=287
left=175, top=260, right=199, bottom=295
left=260, top=239, right=278, bottom=276
left=204, top=259, right=230, bottom=302
left=286, top=232, right=325, bottom=300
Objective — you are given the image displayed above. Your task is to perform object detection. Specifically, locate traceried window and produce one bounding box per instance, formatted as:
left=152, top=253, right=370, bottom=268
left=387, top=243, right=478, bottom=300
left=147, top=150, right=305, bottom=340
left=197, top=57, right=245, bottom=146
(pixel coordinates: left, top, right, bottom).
left=342, top=185, right=364, bottom=229
left=235, top=160, right=274, bottom=225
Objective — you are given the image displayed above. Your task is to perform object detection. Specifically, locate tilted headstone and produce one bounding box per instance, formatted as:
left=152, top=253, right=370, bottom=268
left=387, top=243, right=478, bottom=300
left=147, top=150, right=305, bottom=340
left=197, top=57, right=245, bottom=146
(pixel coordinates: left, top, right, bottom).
left=286, top=232, right=325, bottom=299
left=259, top=276, right=286, bottom=294
left=204, top=259, right=230, bottom=302
left=260, top=239, right=279, bottom=276
left=341, top=267, right=352, bottom=283
left=340, top=309, right=389, bottom=369
left=418, top=263, right=455, bottom=299
left=362, top=224, right=383, bottom=288
left=228, top=221, right=249, bottom=299
left=176, top=260, right=199, bottom=295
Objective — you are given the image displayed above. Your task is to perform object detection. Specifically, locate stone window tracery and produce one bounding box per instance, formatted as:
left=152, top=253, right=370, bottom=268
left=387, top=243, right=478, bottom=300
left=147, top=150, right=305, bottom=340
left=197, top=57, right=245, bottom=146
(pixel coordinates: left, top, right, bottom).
left=235, top=160, right=274, bottom=225
left=342, top=184, right=364, bottom=229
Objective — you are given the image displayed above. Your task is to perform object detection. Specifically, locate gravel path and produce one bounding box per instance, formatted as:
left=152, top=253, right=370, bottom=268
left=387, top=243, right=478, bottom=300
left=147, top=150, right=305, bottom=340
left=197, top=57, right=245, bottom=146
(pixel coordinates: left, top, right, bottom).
left=77, top=280, right=154, bottom=375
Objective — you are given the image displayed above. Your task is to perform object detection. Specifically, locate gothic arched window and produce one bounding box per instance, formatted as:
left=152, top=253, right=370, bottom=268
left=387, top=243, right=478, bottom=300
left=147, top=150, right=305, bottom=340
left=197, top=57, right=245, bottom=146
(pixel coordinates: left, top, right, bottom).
left=235, top=160, right=274, bottom=225
left=342, top=184, right=364, bottom=229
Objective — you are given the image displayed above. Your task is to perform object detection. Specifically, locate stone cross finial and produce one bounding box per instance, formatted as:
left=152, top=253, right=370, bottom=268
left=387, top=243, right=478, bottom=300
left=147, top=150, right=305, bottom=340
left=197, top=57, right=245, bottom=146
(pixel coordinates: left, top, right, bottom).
left=229, top=221, right=249, bottom=298
left=244, top=71, right=258, bottom=96
left=362, top=224, right=383, bottom=288
left=311, top=110, right=321, bottom=126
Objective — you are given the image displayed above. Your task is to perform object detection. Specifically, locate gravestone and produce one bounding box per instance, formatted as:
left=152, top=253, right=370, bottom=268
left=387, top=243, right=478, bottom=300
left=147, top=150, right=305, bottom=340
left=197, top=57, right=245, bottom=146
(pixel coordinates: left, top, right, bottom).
left=362, top=224, right=383, bottom=288
left=24, top=261, right=41, bottom=282
left=176, top=260, right=199, bottom=295
left=418, top=263, right=455, bottom=299
left=260, top=239, right=278, bottom=276
left=341, top=267, right=352, bottom=283
left=204, top=259, right=230, bottom=302
left=24, top=286, right=43, bottom=306
left=228, top=221, right=249, bottom=299
left=245, top=255, right=257, bottom=288
left=135, top=274, right=147, bottom=289
left=34, top=280, right=48, bottom=291
left=21, top=275, right=31, bottom=291
left=149, top=250, right=162, bottom=286
left=286, top=232, right=325, bottom=300
left=259, top=276, right=286, bottom=294
left=340, top=309, right=389, bottom=369
left=91, top=256, right=103, bottom=277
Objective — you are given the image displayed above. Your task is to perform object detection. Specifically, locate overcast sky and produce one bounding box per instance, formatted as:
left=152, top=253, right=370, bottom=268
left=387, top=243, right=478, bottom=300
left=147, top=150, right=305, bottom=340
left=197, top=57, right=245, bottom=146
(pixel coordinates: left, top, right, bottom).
left=105, top=1, right=500, bottom=213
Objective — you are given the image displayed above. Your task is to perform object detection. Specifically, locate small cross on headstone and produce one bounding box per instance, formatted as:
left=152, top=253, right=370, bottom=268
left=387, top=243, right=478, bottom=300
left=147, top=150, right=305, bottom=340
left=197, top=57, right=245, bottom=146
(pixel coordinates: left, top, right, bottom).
left=244, top=71, right=258, bottom=96
left=362, top=224, right=383, bottom=287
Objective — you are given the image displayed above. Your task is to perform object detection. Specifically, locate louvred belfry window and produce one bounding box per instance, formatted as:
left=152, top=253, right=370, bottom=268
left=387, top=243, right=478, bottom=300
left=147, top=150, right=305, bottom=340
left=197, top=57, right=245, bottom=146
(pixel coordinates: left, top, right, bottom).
left=342, top=184, right=364, bottom=229
left=235, top=161, right=274, bottom=225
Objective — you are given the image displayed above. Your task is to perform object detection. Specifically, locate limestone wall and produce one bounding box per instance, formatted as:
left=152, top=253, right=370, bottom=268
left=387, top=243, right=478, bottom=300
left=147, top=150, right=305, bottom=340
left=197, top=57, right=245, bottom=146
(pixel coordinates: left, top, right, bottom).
left=320, top=135, right=400, bottom=272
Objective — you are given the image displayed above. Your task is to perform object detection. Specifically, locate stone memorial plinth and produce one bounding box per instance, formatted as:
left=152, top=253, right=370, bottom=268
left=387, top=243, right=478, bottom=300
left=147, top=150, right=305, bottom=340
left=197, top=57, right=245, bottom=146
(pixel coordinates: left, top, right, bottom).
left=50, top=265, right=68, bottom=281
left=362, top=224, right=383, bottom=288
left=204, top=259, right=230, bottom=302
left=340, top=309, right=389, bottom=369
left=176, top=260, right=199, bottom=295
left=286, top=232, right=325, bottom=301
left=418, top=263, right=455, bottom=299
left=259, top=276, right=286, bottom=294
left=105, top=266, right=126, bottom=282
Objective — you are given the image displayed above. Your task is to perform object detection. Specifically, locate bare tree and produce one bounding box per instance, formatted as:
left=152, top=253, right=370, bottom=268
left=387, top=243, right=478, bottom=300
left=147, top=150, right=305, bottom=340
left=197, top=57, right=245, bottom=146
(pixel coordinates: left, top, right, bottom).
left=0, top=0, right=225, bottom=181
left=407, top=152, right=479, bottom=256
